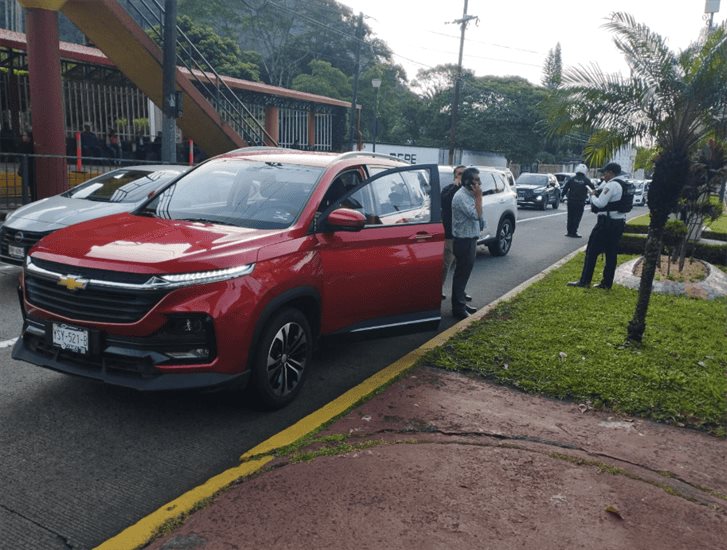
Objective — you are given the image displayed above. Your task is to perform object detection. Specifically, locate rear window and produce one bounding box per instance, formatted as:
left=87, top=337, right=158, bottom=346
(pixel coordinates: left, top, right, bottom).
left=516, top=173, right=548, bottom=185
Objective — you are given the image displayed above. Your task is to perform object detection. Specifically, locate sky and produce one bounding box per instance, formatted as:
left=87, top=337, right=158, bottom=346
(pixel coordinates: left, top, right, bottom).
left=336, top=0, right=726, bottom=85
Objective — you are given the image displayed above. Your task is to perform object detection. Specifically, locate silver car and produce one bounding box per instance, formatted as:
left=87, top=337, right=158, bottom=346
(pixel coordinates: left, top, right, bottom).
left=439, top=165, right=518, bottom=256
left=0, top=164, right=189, bottom=265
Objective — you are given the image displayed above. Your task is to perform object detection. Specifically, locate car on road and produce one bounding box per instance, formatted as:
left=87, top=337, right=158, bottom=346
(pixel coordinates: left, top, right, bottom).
left=0, top=165, right=190, bottom=266
left=438, top=165, right=517, bottom=256
left=13, top=149, right=444, bottom=408
left=515, top=172, right=560, bottom=209
left=631, top=180, right=647, bottom=206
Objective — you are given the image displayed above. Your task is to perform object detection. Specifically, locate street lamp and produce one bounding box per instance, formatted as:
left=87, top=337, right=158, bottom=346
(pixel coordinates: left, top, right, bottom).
left=371, top=78, right=382, bottom=152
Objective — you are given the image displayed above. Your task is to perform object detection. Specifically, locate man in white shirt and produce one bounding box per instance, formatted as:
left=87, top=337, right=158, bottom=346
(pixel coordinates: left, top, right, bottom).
left=567, top=162, right=627, bottom=289
left=451, top=167, right=484, bottom=319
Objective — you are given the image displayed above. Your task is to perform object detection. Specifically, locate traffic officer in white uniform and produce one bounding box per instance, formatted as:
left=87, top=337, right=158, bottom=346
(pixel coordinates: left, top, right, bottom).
left=567, top=162, right=627, bottom=289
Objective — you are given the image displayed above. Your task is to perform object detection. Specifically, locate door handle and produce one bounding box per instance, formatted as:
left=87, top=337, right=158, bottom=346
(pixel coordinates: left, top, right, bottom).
left=410, top=232, right=433, bottom=241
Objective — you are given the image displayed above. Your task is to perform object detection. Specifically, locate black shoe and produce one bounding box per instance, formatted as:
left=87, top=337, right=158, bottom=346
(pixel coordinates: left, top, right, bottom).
left=565, top=233, right=575, bottom=237
left=453, top=310, right=471, bottom=320
left=465, top=294, right=473, bottom=302
left=464, top=304, right=477, bottom=314
left=574, top=234, right=582, bottom=238
left=441, top=293, right=446, bottom=300
left=593, top=282, right=611, bottom=289
left=567, top=281, right=588, bottom=287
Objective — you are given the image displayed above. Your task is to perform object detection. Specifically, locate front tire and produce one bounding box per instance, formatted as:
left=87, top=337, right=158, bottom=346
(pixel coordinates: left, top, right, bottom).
left=251, top=308, right=312, bottom=409
left=552, top=195, right=560, bottom=209
left=487, top=217, right=514, bottom=256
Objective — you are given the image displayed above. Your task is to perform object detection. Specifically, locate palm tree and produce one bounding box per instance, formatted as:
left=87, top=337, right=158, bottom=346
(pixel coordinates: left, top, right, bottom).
left=545, top=13, right=727, bottom=343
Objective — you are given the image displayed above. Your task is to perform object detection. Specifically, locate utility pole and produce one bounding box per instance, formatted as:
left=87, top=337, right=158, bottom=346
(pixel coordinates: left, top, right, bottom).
left=348, top=13, right=364, bottom=151
left=447, top=1, right=478, bottom=165
left=162, top=0, right=178, bottom=163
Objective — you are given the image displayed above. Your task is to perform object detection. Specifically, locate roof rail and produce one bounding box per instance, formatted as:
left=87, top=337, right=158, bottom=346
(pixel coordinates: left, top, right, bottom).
left=334, top=151, right=412, bottom=164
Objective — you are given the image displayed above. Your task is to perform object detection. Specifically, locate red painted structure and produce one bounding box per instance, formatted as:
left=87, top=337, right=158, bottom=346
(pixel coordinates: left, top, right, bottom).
left=24, top=7, right=66, bottom=198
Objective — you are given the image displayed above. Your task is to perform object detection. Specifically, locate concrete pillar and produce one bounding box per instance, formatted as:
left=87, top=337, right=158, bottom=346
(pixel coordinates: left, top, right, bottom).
left=23, top=4, right=67, bottom=198
left=264, top=105, right=279, bottom=147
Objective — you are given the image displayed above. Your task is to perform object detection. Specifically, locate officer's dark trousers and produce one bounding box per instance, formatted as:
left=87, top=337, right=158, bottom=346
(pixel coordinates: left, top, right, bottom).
left=579, top=216, right=626, bottom=287
left=452, top=237, right=477, bottom=313
left=566, top=199, right=585, bottom=235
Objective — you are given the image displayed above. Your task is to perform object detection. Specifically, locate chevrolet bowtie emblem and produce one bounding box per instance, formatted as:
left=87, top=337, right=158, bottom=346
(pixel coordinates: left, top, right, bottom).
left=57, top=275, right=88, bottom=291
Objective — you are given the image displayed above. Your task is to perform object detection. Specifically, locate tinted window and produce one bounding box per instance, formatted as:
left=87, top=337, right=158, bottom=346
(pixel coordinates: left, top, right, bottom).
left=516, top=173, right=548, bottom=186
left=66, top=169, right=182, bottom=203
left=145, top=159, right=323, bottom=229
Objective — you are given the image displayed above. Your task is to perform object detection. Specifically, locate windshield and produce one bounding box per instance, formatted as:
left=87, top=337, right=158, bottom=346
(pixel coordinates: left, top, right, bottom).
left=516, top=173, right=548, bottom=186
left=141, top=159, right=324, bottom=229
left=65, top=169, right=182, bottom=203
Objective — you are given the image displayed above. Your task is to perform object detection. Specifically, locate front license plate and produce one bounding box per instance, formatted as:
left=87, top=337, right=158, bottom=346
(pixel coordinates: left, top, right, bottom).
left=52, top=323, right=89, bottom=355
left=8, top=244, right=24, bottom=259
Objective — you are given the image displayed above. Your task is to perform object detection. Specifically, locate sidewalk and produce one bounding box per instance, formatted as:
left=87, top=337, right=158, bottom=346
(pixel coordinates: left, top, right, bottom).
left=141, top=364, right=726, bottom=550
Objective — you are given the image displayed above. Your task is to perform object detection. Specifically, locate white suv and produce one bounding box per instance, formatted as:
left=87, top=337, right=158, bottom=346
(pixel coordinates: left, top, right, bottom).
left=439, top=165, right=518, bottom=256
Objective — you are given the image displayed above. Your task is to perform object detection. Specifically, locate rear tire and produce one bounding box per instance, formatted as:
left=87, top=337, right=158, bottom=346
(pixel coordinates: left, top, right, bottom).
left=487, top=217, right=514, bottom=256
left=251, top=308, right=312, bottom=409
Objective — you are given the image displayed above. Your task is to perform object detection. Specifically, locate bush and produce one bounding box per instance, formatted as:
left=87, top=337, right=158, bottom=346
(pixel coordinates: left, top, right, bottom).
left=619, top=233, right=727, bottom=265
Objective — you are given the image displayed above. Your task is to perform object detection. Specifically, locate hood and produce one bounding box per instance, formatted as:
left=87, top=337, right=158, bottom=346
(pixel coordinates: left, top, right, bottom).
left=516, top=183, right=548, bottom=191
left=30, top=213, right=284, bottom=274
left=4, top=196, right=133, bottom=232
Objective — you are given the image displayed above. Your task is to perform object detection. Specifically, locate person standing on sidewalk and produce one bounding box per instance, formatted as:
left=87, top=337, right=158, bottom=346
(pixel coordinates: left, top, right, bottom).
left=451, top=167, right=484, bottom=319
left=567, top=162, right=627, bottom=289
left=441, top=165, right=470, bottom=300
left=561, top=163, right=594, bottom=238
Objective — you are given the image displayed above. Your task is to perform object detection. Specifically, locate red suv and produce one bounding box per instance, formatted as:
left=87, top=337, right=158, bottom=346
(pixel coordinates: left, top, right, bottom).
left=13, top=149, right=443, bottom=407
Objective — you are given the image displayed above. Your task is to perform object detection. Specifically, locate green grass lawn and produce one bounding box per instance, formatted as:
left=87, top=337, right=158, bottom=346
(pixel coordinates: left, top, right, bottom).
left=422, top=254, right=727, bottom=436
left=708, top=212, right=727, bottom=233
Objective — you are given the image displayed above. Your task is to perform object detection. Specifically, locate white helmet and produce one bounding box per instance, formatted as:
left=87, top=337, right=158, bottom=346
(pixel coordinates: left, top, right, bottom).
left=575, top=163, right=588, bottom=175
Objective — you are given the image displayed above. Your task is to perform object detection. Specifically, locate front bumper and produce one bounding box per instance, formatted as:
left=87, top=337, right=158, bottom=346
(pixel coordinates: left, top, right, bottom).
left=13, top=317, right=249, bottom=391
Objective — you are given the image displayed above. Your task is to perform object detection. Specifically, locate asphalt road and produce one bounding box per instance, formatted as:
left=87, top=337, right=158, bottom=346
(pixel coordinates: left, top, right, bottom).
left=0, top=204, right=612, bottom=549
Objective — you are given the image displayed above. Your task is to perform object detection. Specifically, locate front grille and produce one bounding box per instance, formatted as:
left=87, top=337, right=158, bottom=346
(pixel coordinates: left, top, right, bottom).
left=25, top=271, right=168, bottom=323
left=0, top=226, right=52, bottom=263
left=32, top=257, right=153, bottom=284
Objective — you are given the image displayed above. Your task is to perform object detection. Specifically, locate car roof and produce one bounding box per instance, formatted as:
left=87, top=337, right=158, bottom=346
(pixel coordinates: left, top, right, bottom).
left=217, top=148, right=408, bottom=169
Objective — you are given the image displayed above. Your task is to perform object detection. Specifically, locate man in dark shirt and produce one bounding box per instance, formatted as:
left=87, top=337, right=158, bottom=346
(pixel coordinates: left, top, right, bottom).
left=561, top=163, right=595, bottom=237
left=440, top=165, right=466, bottom=300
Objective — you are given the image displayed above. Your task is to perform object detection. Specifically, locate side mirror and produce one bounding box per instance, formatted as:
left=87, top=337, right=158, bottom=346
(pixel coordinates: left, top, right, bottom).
left=325, top=208, right=366, bottom=232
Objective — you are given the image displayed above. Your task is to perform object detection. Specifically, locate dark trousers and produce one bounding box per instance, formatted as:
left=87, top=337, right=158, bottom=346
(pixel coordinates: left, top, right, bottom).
left=579, top=216, right=626, bottom=287
left=566, top=199, right=585, bottom=235
left=452, top=237, right=477, bottom=313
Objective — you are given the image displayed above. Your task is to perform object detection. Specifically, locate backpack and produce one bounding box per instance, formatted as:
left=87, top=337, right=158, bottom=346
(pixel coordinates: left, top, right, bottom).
left=592, top=178, right=635, bottom=214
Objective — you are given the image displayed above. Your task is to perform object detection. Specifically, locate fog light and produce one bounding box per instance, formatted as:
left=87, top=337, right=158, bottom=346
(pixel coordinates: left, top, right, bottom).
left=165, top=315, right=206, bottom=335
left=166, top=348, right=210, bottom=360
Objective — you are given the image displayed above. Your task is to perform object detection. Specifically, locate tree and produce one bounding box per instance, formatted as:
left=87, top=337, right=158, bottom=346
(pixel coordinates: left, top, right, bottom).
left=542, top=42, right=562, bottom=89
left=291, top=60, right=350, bottom=100
left=544, top=13, right=727, bottom=343
left=148, top=15, right=261, bottom=81
left=415, top=67, right=548, bottom=162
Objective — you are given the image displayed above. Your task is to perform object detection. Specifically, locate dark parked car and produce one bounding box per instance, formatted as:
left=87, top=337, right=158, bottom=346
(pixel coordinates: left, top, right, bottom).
left=515, top=172, right=560, bottom=209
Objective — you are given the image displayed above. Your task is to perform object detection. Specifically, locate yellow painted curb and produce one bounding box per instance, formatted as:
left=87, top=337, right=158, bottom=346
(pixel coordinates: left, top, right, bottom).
left=95, top=456, right=273, bottom=550
left=95, top=247, right=585, bottom=549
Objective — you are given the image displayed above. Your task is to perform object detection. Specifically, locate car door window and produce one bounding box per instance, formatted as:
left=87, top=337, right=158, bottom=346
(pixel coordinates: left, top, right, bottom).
left=324, top=165, right=437, bottom=228
left=480, top=173, right=498, bottom=196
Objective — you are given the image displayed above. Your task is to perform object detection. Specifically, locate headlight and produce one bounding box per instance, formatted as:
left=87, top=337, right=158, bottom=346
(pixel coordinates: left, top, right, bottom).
left=147, top=264, right=255, bottom=289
